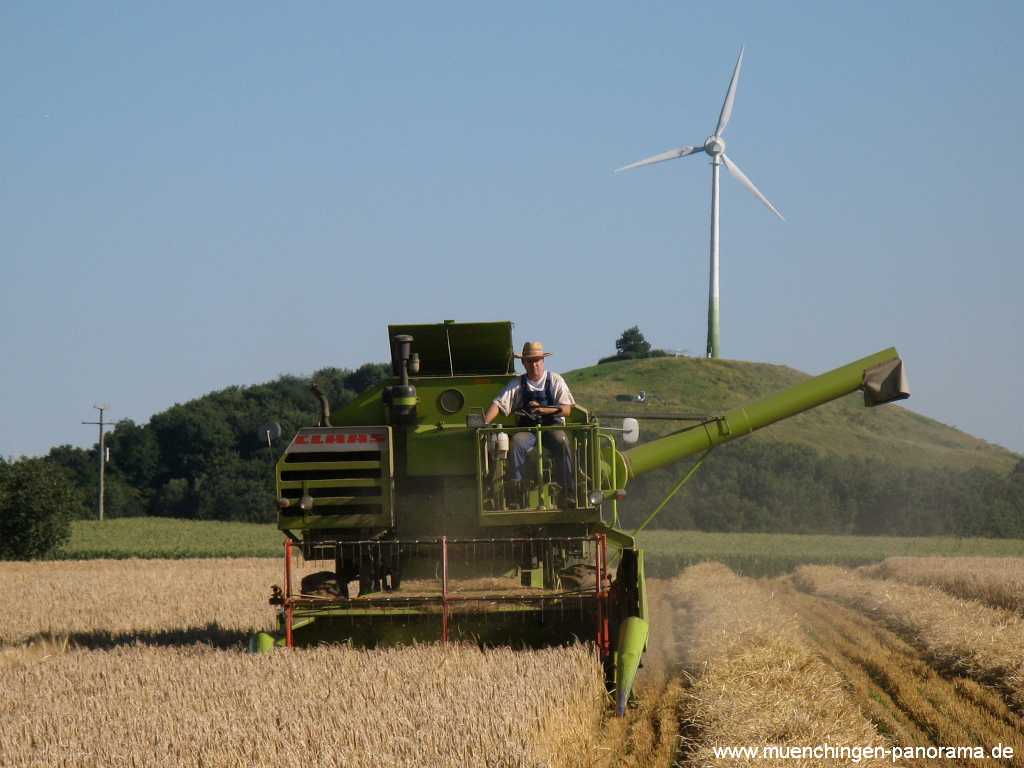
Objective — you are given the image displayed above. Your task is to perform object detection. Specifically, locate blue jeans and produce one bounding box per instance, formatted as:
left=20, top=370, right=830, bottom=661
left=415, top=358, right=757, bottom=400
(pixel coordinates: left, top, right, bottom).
left=509, top=429, right=575, bottom=496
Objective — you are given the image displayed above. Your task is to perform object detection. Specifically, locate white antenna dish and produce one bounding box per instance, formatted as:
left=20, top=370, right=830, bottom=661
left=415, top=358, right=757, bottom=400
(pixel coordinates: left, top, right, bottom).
left=257, top=422, right=282, bottom=443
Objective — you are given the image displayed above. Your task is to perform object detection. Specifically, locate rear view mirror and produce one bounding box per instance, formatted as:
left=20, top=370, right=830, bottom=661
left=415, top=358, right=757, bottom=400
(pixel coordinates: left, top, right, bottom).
left=622, top=418, right=639, bottom=445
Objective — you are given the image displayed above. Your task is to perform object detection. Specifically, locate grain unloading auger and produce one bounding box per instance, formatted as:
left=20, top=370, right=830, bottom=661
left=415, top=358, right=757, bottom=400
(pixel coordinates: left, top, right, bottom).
left=250, top=321, right=909, bottom=715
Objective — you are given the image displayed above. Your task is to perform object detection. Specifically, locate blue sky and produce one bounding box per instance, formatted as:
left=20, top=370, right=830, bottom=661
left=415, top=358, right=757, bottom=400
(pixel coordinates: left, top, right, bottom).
left=2, top=2, right=1022, bottom=458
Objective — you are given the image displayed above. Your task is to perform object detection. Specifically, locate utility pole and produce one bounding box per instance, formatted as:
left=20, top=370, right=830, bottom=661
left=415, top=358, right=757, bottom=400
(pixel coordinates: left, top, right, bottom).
left=82, top=404, right=112, bottom=521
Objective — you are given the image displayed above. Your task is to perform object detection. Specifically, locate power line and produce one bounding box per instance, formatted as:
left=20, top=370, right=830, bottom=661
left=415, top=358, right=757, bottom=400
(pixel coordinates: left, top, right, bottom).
left=81, top=404, right=112, bottom=521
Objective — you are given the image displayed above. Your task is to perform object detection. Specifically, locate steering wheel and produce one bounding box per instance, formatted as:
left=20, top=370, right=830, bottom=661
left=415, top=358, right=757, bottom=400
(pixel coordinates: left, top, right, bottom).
left=513, top=406, right=547, bottom=426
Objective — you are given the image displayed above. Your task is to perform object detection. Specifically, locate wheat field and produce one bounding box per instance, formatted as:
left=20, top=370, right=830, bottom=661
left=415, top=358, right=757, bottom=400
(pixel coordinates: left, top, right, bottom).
left=7, top=556, right=1024, bottom=766
left=0, top=558, right=278, bottom=646
left=1, top=643, right=605, bottom=768
left=0, top=559, right=607, bottom=768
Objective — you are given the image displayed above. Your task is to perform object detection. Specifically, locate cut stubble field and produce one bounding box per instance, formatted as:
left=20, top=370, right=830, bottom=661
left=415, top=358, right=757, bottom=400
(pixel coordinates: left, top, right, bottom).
left=860, top=555, right=1024, bottom=614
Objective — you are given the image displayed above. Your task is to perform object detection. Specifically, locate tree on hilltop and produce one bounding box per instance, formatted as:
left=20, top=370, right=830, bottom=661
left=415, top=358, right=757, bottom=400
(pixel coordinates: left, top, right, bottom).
left=599, top=326, right=668, bottom=364
left=616, top=326, right=652, bottom=357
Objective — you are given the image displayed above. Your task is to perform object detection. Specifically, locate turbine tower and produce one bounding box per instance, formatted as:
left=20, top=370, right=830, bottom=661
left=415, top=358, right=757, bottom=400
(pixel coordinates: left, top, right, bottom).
left=617, top=47, right=784, bottom=359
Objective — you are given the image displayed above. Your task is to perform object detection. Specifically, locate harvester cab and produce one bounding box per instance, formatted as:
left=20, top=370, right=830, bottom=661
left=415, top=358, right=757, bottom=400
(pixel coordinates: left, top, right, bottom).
left=253, top=319, right=910, bottom=717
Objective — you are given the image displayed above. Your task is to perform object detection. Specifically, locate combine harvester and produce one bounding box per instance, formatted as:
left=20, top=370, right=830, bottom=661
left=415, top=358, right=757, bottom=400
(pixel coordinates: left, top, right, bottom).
left=251, top=320, right=908, bottom=714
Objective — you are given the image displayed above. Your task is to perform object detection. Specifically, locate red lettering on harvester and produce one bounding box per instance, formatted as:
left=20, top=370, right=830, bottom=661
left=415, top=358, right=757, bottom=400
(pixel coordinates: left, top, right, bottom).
left=295, top=431, right=384, bottom=447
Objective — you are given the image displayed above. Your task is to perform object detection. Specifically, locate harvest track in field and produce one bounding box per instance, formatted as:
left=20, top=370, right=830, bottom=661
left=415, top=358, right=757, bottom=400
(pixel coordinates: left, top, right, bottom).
left=794, top=564, right=1024, bottom=710
left=595, top=581, right=688, bottom=768
left=779, top=584, right=1024, bottom=766
left=608, top=565, right=1024, bottom=768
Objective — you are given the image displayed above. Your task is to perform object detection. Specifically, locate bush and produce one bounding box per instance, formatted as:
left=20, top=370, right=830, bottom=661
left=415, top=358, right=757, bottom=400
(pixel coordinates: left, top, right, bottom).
left=151, top=478, right=194, bottom=518
left=0, top=458, right=84, bottom=559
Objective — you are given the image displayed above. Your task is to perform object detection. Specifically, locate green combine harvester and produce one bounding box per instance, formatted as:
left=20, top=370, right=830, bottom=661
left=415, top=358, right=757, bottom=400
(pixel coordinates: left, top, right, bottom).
left=251, top=320, right=909, bottom=715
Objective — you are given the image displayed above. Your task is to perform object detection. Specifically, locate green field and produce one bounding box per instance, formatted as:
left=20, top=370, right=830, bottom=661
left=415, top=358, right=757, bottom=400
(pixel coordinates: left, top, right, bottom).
left=638, top=529, right=1024, bottom=577
left=60, top=519, right=1024, bottom=577
left=61, top=518, right=283, bottom=559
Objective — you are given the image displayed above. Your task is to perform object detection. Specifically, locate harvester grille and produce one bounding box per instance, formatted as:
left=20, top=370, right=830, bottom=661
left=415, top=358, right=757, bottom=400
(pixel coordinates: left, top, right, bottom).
left=276, top=426, right=395, bottom=528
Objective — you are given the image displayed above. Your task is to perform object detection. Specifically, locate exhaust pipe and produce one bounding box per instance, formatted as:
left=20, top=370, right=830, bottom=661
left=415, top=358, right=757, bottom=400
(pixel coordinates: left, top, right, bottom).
left=310, top=383, right=331, bottom=428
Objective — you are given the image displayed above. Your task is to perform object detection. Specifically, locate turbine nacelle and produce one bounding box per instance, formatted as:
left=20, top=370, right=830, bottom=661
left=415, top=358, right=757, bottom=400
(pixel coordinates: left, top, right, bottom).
left=703, top=136, right=726, bottom=156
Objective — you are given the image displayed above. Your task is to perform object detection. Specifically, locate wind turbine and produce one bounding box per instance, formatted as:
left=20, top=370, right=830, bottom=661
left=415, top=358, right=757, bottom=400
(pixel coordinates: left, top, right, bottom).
left=616, top=47, right=784, bottom=359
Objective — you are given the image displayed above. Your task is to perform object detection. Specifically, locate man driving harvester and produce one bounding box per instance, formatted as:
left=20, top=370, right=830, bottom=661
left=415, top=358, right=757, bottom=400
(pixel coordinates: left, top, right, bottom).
left=483, top=341, right=577, bottom=505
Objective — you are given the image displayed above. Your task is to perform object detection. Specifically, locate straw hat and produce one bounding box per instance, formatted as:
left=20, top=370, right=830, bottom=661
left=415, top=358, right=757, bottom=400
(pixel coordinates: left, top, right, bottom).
left=514, top=341, right=553, bottom=360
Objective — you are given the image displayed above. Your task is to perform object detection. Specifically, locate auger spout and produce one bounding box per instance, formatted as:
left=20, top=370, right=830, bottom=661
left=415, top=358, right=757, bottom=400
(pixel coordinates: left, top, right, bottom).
left=622, top=348, right=909, bottom=480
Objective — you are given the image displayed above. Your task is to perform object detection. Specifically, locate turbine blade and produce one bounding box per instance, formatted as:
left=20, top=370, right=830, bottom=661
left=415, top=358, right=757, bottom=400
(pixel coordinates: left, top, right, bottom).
left=614, top=145, right=702, bottom=173
left=714, top=47, right=744, bottom=137
left=722, top=154, right=784, bottom=220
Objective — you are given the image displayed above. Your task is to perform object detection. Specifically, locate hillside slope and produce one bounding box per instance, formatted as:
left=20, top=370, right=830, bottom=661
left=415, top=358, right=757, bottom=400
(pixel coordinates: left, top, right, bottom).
left=565, top=356, right=1019, bottom=474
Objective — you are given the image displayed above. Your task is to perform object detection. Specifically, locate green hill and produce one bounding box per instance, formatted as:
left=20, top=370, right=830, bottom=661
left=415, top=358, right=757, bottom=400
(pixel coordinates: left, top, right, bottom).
left=566, top=355, right=1019, bottom=474
left=563, top=355, right=1021, bottom=538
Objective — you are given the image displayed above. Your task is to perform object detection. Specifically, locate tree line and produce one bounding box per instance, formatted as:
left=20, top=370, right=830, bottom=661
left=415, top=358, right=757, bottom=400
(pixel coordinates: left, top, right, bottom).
left=54, top=362, right=390, bottom=522
left=0, top=364, right=390, bottom=557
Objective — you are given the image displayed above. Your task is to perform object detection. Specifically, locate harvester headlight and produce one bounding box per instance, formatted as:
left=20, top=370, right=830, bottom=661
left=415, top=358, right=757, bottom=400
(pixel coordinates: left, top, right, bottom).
left=277, top=498, right=292, bottom=510
left=588, top=490, right=604, bottom=506
left=299, top=495, right=314, bottom=512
